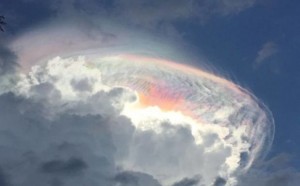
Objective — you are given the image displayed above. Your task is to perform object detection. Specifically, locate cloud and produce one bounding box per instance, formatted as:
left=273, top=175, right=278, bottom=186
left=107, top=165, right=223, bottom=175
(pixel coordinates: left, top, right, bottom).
left=241, top=168, right=300, bottom=186
left=15, top=56, right=234, bottom=185
left=0, top=56, right=227, bottom=185
left=0, top=0, right=261, bottom=76
left=0, top=1, right=280, bottom=185
left=0, top=45, right=19, bottom=95
left=172, top=176, right=201, bottom=186
left=0, top=57, right=137, bottom=186
left=213, top=177, right=227, bottom=186
left=0, top=45, right=18, bottom=75
left=1, top=0, right=260, bottom=35
left=254, top=41, right=278, bottom=67
left=0, top=167, right=10, bottom=186
left=0, top=54, right=276, bottom=185
left=214, top=0, right=258, bottom=15
left=238, top=153, right=300, bottom=186
left=0, top=93, right=119, bottom=186
left=40, top=157, right=88, bottom=175
left=62, top=0, right=259, bottom=28
left=0, top=0, right=262, bottom=84
left=114, top=171, right=162, bottom=186
left=113, top=0, right=258, bottom=27
left=0, top=0, right=56, bottom=33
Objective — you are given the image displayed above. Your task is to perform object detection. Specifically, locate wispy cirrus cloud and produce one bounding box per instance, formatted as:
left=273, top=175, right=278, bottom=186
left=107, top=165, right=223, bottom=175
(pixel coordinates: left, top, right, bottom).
left=254, top=41, right=278, bottom=67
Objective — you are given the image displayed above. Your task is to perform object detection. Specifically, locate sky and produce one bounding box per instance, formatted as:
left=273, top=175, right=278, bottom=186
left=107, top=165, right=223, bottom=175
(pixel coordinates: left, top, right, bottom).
left=0, top=0, right=300, bottom=186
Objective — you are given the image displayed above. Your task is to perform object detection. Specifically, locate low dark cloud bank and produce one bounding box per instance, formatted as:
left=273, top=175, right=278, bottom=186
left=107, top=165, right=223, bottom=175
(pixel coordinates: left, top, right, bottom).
left=0, top=91, right=161, bottom=186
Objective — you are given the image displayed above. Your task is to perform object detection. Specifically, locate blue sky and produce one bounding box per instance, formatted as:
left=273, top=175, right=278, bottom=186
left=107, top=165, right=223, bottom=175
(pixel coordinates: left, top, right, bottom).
left=0, top=0, right=300, bottom=185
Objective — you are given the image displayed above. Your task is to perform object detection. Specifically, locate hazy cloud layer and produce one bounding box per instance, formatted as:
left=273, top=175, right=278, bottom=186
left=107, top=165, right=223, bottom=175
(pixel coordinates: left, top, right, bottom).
left=238, top=153, right=300, bottom=186
left=0, top=0, right=261, bottom=78
left=1, top=0, right=260, bottom=35
left=114, top=0, right=258, bottom=26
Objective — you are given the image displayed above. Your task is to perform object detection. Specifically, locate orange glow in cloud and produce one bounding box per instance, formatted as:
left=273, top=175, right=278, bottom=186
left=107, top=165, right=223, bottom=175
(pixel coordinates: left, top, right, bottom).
left=138, top=85, right=185, bottom=112
left=131, top=81, right=200, bottom=122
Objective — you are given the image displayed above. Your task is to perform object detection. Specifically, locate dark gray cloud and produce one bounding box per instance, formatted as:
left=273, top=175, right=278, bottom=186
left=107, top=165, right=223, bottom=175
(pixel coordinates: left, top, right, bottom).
left=40, top=157, right=87, bottom=175
left=213, top=177, right=226, bottom=186
left=0, top=93, right=116, bottom=186
left=114, top=171, right=139, bottom=185
left=0, top=167, right=10, bottom=186
left=172, top=176, right=201, bottom=186
left=71, top=78, right=94, bottom=92
left=0, top=92, right=155, bottom=185
left=114, top=171, right=162, bottom=186
left=0, top=44, right=19, bottom=95
left=0, top=16, right=6, bottom=32
left=0, top=87, right=195, bottom=186
left=0, top=46, right=18, bottom=75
